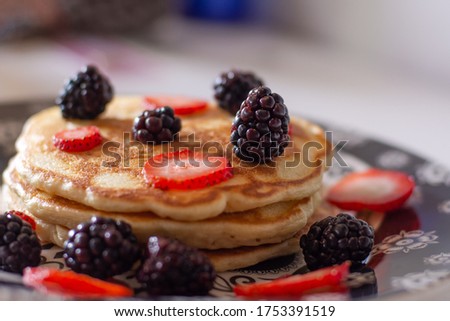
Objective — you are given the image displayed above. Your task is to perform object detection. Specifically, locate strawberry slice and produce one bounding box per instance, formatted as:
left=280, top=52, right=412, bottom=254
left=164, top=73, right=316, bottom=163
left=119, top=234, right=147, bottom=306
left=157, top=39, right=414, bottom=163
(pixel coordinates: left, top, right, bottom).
left=6, top=210, right=36, bottom=230
left=144, top=95, right=208, bottom=115
left=327, top=169, right=415, bottom=212
left=143, top=149, right=233, bottom=190
left=234, top=261, right=350, bottom=298
left=23, top=267, right=133, bottom=298
left=53, top=126, right=102, bottom=152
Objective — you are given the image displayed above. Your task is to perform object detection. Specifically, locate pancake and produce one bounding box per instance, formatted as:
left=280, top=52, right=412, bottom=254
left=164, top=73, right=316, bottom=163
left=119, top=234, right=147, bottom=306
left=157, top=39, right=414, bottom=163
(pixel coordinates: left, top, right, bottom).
left=3, top=186, right=302, bottom=273
left=208, top=200, right=355, bottom=272
left=2, top=182, right=337, bottom=273
left=2, top=184, right=307, bottom=272
left=204, top=236, right=300, bottom=272
left=3, top=183, right=334, bottom=272
left=3, top=167, right=318, bottom=250
left=12, top=96, right=330, bottom=221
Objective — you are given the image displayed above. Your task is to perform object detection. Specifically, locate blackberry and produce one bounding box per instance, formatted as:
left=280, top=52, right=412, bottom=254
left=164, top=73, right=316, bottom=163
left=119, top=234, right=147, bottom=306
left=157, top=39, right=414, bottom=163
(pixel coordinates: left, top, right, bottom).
left=63, top=216, right=140, bottom=279
left=56, top=65, right=113, bottom=119
left=0, top=211, right=42, bottom=274
left=214, top=69, right=264, bottom=115
left=230, top=86, right=290, bottom=163
left=300, top=213, right=374, bottom=271
left=133, top=107, right=181, bottom=144
left=136, top=236, right=216, bottom=296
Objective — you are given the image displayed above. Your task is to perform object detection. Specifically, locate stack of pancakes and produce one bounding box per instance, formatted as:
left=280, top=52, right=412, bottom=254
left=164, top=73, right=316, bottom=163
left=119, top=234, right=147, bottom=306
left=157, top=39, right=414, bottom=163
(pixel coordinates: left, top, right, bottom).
left=2, top=97, right=330, bottom=272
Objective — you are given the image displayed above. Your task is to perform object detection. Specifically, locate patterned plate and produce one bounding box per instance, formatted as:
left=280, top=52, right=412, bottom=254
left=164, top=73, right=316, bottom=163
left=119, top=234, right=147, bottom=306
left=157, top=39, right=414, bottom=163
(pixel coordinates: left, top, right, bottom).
left=1, top=101, right=450, bottom=300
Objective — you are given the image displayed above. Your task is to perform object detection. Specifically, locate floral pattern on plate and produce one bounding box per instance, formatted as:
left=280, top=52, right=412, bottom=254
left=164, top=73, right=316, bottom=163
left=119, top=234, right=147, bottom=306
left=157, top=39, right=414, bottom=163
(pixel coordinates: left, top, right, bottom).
left=376, top=150, right=411, bottom=169
left=438, top=200, right=450, bottom=214
left=392, top=269, right=450, bottom=292
left=424, top=253, right=450, bottom=266
left=416, top=162, right=450, bottom=186
left=371, top=230, right=439, bottom=256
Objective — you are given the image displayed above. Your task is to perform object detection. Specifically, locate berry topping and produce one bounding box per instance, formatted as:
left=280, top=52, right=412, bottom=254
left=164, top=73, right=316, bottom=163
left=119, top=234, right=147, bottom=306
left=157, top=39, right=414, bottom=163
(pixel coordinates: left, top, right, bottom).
left=234, top=261, right=350, bottom=298
left=5, top=210, right=36, bottom=230
left=136, top=236, right=216, bottom=296
left=326, top=169, right=415, bottom=212
left=214, top=69, right=264, bottom=115
left=143, top=149, right=233, bottom=190
left=56, top=65, right=113, bottom=119
left=230, top=86, right=290, bottom=163
left=63, top=216, right=140, bottom=279
left=53, top=126, right=102, bottom=152
left=133, top=107, right=181, bottom=144
left=23, top=267, right=133, bottom=298
left=144, top=95, right=208, bottom=115
left=0, top=212, right=42, bottom=273
left=300, top=213, right=374, bottom=271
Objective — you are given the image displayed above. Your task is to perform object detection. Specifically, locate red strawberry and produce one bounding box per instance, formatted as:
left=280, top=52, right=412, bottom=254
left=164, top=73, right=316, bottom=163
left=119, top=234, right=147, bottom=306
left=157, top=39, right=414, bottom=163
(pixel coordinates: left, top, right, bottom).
left=53, top=126, right=102, bottom=152
left=143, top=149, right=233, bottom=190
left=144, top=95, right=208, bottom=115
left=23, top=267, right=133, bottom=298
left=326, top=169, right=415, bottom=212
left=6, top=210, right=36, bottom=230
left=234, top=261, right=350, bottom=298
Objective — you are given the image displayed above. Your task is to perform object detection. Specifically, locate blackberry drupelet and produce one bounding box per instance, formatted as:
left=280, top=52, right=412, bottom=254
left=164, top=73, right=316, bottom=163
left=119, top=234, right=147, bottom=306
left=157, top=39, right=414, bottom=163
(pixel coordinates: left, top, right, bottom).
left=136, top=236, right=216, bottom=296
left=300, top=213, right=374, bottom=271
left=0, top=211, right=42, bottom=273
left=214, top=69, right=264, bottom=115
left=56, top=65, right=113, bottom=119
left=63, top=216, right=140, bottom=279
left=230, top=86, right=290, bottom=163
left=133, top=107, right=181, bottom=144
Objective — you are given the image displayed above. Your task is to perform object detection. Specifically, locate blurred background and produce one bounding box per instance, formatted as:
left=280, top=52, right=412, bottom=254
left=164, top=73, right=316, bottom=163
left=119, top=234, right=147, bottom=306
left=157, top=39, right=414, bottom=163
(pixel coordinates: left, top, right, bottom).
left=0, top=0, right=448, bottom=165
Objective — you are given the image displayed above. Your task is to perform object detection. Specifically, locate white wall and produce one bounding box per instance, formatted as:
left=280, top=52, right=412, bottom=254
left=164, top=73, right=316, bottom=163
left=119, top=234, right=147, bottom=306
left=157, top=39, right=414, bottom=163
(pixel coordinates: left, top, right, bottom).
left=279, top=0, right=450, bottom=83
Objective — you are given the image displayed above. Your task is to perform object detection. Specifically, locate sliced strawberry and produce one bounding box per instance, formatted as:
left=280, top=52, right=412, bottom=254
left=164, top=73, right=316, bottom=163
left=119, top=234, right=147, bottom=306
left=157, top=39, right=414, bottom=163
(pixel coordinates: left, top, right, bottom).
left=23, top=267, right=133, bottom=298
left=234, top=261, right=350, bottom=298
left=143, top=149, right=233, bottom=190
left=327, top=169, right=415, bottom=212
left=53, top=126, right=102, bottom=152
left=6, top=210, right=36, bottom=230
left=144, top=95, right=208, bottom=115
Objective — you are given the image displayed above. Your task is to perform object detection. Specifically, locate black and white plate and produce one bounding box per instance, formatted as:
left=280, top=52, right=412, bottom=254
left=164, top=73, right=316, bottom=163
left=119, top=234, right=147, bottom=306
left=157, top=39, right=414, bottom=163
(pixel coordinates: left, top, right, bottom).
left=1, top=101, right=450, bottom=300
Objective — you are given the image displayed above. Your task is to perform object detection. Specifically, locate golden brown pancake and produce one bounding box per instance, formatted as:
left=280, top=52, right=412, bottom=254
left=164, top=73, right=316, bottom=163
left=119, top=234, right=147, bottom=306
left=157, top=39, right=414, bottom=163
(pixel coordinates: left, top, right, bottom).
left=12, top=96, right=330, bottom=221
left=2, top=184, right=304, bottom=272
left=3, top=167, right=319, bottom=250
